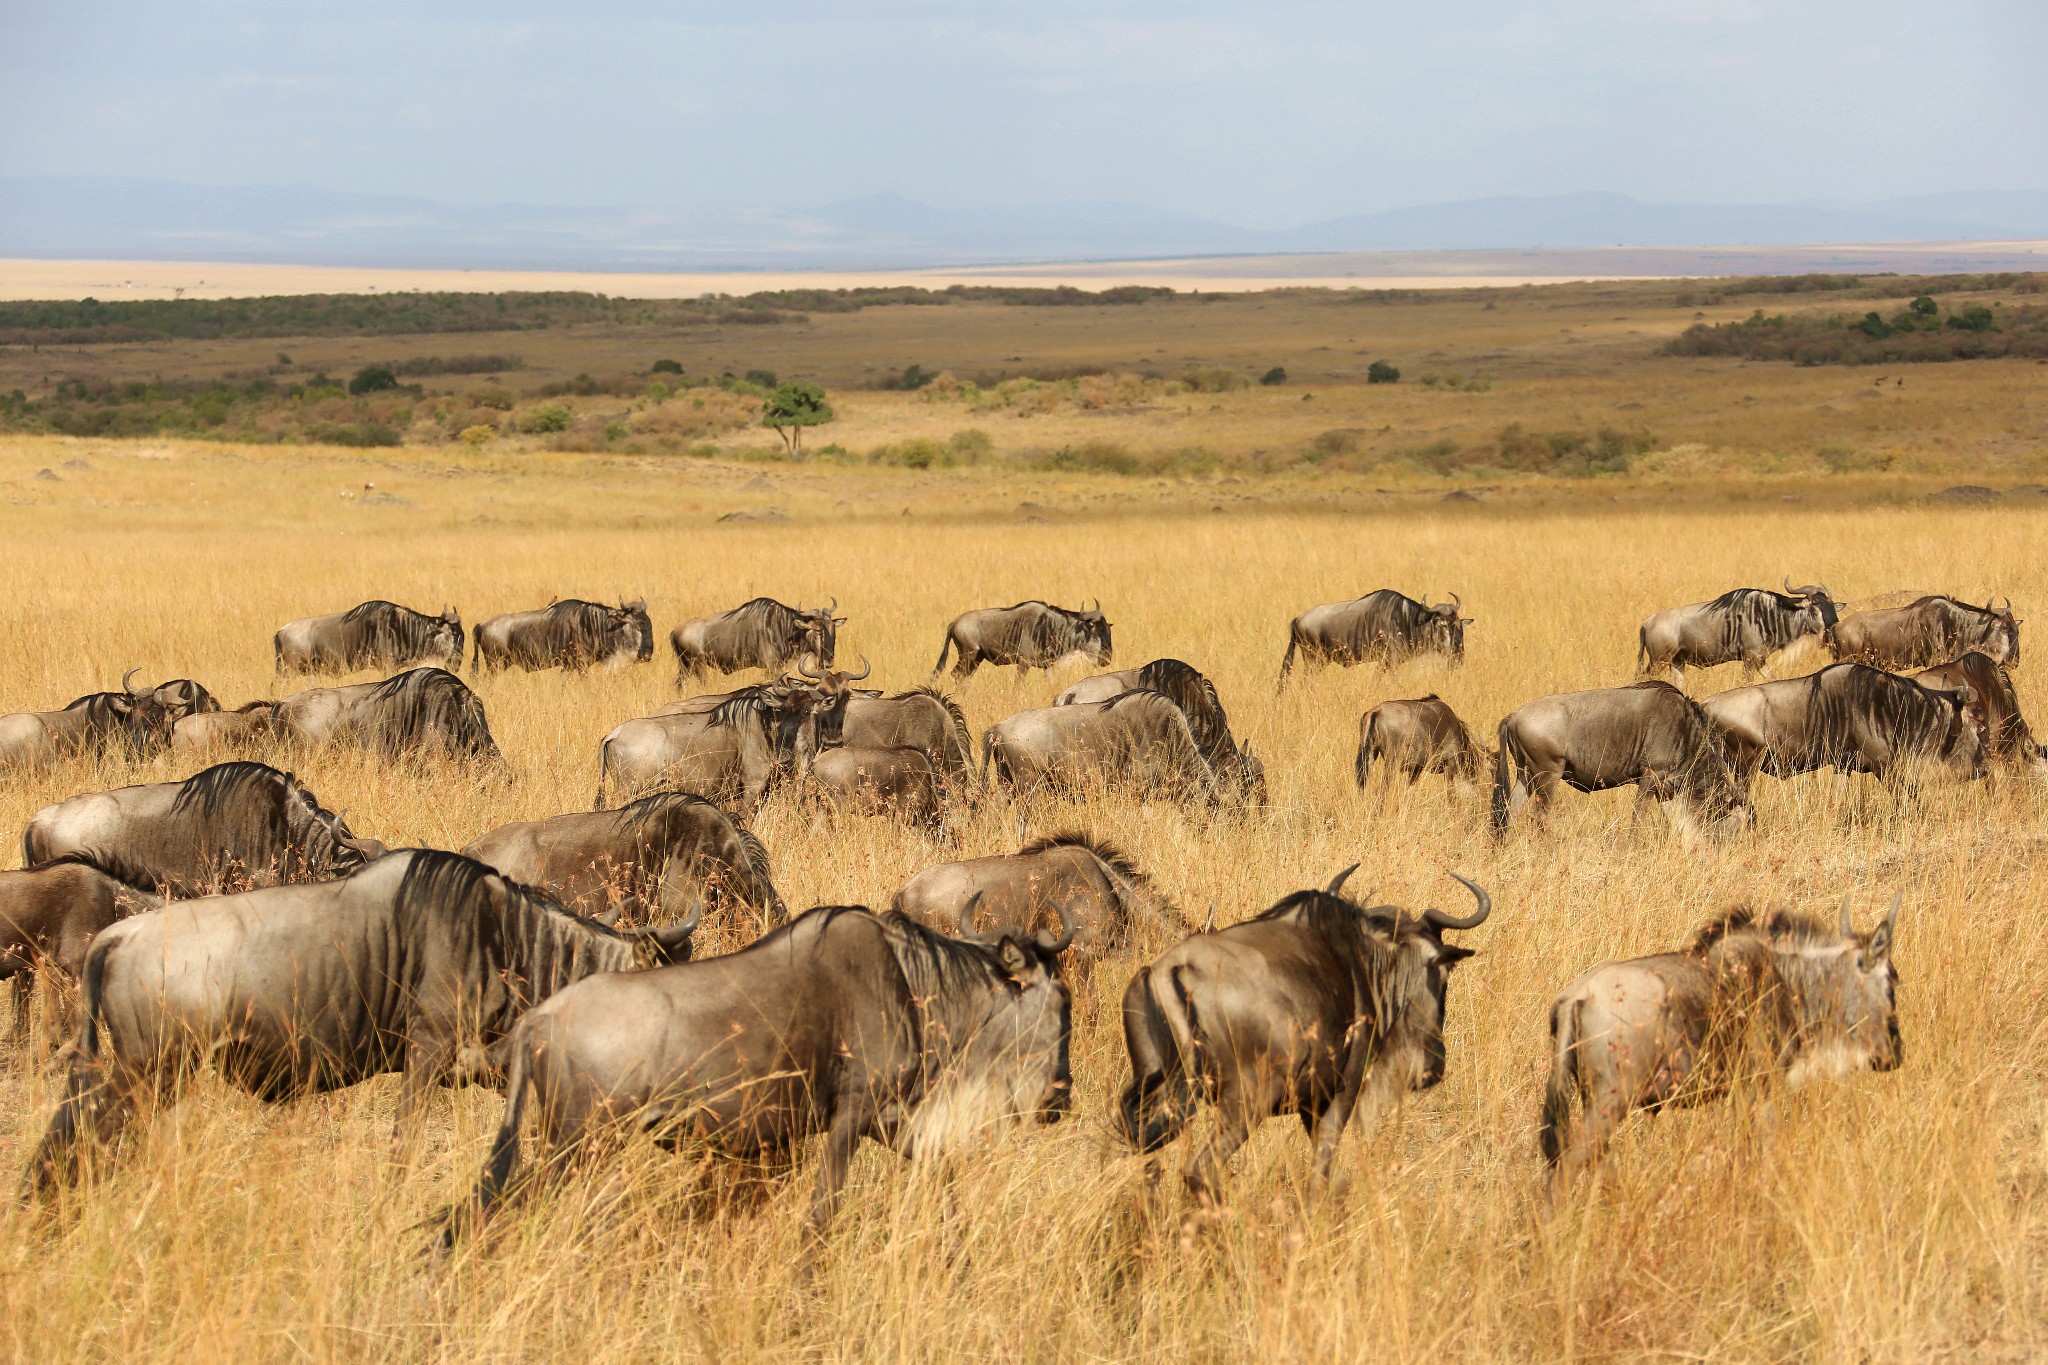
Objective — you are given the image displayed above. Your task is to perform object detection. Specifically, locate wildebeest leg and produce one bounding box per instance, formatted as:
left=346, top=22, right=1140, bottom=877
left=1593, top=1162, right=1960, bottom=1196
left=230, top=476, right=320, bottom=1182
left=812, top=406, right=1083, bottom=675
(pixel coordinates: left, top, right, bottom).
left=25, top=1056, right=137, bottom=1195
left=1669, top=662, right=1686, bottom=692
left=4, top=973, right=29, bottom=1050
left=1306, top=1052, right=1371, bottom=1196
left=806, top=1101, right=868, bottom=1243
left=391, top=1037, right=456, bottom=1157
left=1184, top=1083, right=1258, bottom=1207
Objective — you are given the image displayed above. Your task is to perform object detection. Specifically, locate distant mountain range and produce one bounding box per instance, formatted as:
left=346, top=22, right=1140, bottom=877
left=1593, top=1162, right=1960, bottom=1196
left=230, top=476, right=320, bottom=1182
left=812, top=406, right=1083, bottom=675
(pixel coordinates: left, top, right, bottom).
left=2, top=177, right=2045, bottom=271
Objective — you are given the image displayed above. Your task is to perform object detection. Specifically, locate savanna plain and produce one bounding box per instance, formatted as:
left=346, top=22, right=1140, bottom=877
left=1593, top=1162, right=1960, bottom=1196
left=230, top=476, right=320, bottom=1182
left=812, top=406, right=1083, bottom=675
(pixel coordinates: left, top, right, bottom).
left=1, top=276, right=2047, bottom=1362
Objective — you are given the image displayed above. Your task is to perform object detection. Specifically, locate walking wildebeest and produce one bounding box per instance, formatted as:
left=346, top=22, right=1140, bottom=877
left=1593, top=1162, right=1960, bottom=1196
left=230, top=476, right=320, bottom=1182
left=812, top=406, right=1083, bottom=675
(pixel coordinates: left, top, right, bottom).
left=1355, top=695, right=1488, bottom=789
left=1491, top=681, right=1752, bottom=837
left=432, top=898, right=1074, bottom=1252
left=933, top=600, right=1112, bottom=681
left=803, top=745, right=945, bottom=828
left=670, top=597, right=842, bottom=683
left=274, top=601, right=465, bottom=676
left=462, top=788, right=786, bottom=933
left=0, top=670, right=210, bottom=769
left=893, top=832, right=1189, bottom=965
left=1638, top=581, right=1837, bottom=688
left=0, top=857, right=160, bottom=1045
left=1699, top=663, right=1984, bottom=791
left=271, top=667, right=500, bottom=765
left=985, top=690, right=1264, bottom=807
left=1116, top=868, right=1489, bottom=1203
left=1832, top=594, right=2020, bottom=670
left=473, top=599, right=653, bottom=673
left=21, top=761, right=384, bottom=898
left=1278, top=590, right=1470, bottom=680
left=1917, top=652, right=2047, bottom=777
left=1540, top=895, right=1901, bottom=1177
left=592, top=663, right=864, bottom=810
left=25, top=848, right=701, bottom=1191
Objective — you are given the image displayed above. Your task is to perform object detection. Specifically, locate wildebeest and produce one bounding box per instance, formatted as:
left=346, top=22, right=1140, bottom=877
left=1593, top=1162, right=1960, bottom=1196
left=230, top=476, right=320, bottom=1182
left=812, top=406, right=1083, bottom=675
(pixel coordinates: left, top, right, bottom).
left=984, top=690, right=1264, bottom=807
left=1917, top=652, right=2047, bottom=777
left=1699, top=663, right=1984, bottom=790
left=841, top=686, right=978, bottom=789
left=270, top=667, right=500, bottom=765
left=171, top=700, right=281, bottom=756
left=1832, top=594, right=2021, bottom=670
left=1355, top=695, right=1488, bottom=789
left=1638, top=581, right=1837, bottom=688
left=803, top=745, right=945, bottom=827
left=592, top=662, right=864, bottom=810
left=432, top=898, right=1074, bottom=1251
left=0, top=857, right=160, bottom=1044
left=1491, top=681, right=1751, bottom=837
left=462, top=788, right=786, bottom=933
left=21, top=761, right=384, bottom=898
left=473, top=598, right=653, bottom=673
left=933, top=600, right=1112, bottom=681
left=893, top=832, right=1189, bottom=965
left=25, top=849, right=701, bottom=1190
left=670, top=597, right=842, bottom=683
left=1116, top=868, right=1489, bottom=1202
left=274, top=601, right=465, bottom=675
left=0, top=669, right=213, bottom=769
left=1540, top=896, right=1901, bottom=1177
left=1054, top=658, right=1252, bottom=791
left=1278, top=590, right=1470, bottom=681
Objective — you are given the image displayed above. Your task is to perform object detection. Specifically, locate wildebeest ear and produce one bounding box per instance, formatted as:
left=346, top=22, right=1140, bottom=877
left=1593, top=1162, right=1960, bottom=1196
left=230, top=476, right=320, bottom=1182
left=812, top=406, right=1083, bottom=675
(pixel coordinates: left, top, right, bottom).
left=1436, top=943, right=1476, bottom=967
left=1865, top=892, right=1900, bottom=964
left=626, top=599, right=646, bottom=612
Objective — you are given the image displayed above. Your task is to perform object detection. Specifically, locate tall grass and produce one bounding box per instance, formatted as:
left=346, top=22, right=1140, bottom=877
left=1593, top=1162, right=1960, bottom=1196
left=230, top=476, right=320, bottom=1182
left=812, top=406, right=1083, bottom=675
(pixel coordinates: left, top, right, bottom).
left=0, top=434, right=2044, bottom=1361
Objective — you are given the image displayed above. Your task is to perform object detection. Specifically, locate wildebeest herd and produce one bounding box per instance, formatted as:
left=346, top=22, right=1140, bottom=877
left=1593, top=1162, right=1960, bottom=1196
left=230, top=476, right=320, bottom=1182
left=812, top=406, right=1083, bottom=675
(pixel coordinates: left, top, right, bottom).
left=0, top=581, right=2020, bottom=1255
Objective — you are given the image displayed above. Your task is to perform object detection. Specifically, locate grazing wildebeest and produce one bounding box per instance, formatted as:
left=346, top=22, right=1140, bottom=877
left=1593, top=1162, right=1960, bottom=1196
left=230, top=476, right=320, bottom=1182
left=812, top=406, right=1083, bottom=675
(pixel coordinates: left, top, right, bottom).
left=21, top=761, right=384, bottom=898
left=473, top=599, right=653, bottom=673
left=25, top=849, right=701, bottom=1190
left=1638, top=581, right=1838, bottom=688
left=271, top=667, right=500, bottom=765
left=984, top=690, right=1264, bottom=807
left=893, top=832, right=1189, bottom=965
left=804, top=745, right=945, bottom=827
left=1540, top=896, right=1901, bottom=1177
left=1917, top=652, right=2047, bottom=777
left=1055, top=658, right=1252, bottom=789
left=274, top=601, right=465, bottom=675
left=841, top=686, right=978, bottom=789
left=670, top=597, right=842, bottom=683
left=432, top=898, right=1074, bottom=1251
left=0, top=857, right=160, bottom=1045
left=1116, top=868, right=1489, bottom=1202
left=0, top=669, right=187, bottom=769
left=1278, top=590, right=1470, bottom=680
left=1491, top=681, right=1752, bottom=837
left=1699, top=663, right=1984, bottom=790
left=172, top=700, right=281, bottom=756
left=1355, top=695, right=1488, bottom=789
left=1832, top=594, right=2020, bottom=670
left=592, top=662, right=864, bottom=810
left=462, top=788, right=786, bottom=932
left=933, top=600, right=1112, bottom=681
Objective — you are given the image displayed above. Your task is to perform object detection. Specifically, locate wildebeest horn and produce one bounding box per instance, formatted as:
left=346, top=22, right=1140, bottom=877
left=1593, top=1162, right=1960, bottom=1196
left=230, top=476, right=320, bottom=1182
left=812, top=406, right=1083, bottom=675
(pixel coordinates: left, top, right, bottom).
left=674, top=896, right=703, bottom=936
left=1784, top=575, right=1797, bottom=595
left=1036, top=902, right=1078, bottom=955
left=1883, top=890, right=1901, bottom=934
left=1202, top=903, right=1217, bottom=932
left=1839, top=892, right=1854, bottom=938
left=962, top=890, right=987, bottom=936
left=1325, top=863, right=1361, bottom=896
left=1423, top=873, right=1492, bottom=932
left=595, top=904, right=624, bottom=928
left=826, top=596, right=837, bottom=614
left=122, top=667, right=144, bottom=695
left=1450, top=591, right=1461, bottom=610
left=845, top=654, right=872, bottom=682
left=796, top=652, right=822, bottom=679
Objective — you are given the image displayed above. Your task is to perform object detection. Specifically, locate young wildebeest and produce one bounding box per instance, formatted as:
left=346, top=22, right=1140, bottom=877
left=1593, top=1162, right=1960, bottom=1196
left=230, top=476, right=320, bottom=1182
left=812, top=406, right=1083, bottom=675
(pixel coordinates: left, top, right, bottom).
left=25, top=849, right=700, bottom=1192
left=1540, top=896, right=1901, bottom=1178
left=1917, top=652, right=2047, bottom=778
left=0, top=670, right=212, bottom=770
left=1278, top=590, right=1470, bottom=681
left=172, top=700, right=281, bottom=757
left=462, top=788, right=786, bottom=934
left=1355, top=695, right=1488, bottom=790
left=432, top=898, right=1074, bottom=1252
left=21, top=760, right=383, bottom=898
left=986, top=691, right=1265, bottom=807
left=1491, top=681, right=1752, bottom=838
left=841, top=686, right=978, bottom=791
left=473, top=598, right=653, bottom=673
left=270, top=666, right=501, bottom=766
left=670, top=597, right=842, bottom=683
left=274, top=600, right=465, bottom=676
left=1055, top=658, right=1254, bottom=794
left=1832, top=594, right=2020, bottom=671
left=1636, top=581, right=1836, bottom=689
left=1117, top=868, right=1489, bottom=1203
left=1699, top=663, right=1984, bottom=793
left=803, top=744, right=946, bottom=828
left=0, top=858, right=160, bottom=1046
left=933, top=600, right=1112, bottom=682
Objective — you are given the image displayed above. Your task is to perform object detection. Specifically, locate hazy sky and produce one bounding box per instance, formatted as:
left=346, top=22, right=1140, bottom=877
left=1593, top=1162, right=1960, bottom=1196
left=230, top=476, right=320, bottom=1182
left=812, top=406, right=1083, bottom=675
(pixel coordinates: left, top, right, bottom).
left=6, top=0, right=2043, bottom=226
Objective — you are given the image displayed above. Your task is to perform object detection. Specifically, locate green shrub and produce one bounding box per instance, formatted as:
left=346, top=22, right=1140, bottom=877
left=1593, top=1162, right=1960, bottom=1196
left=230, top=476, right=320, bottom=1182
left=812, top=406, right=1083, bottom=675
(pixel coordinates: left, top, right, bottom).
left=1180, top=367, right=1248, bottom=394
left=651, top=358, right=684, bottom=374
left=1037, top=440, right=1138, bottom=474
left=948, top=428, right=992, bottom=462
left=1259, top=366, right=1287, bottom=386
left=744, top=369, right=778, bottom=388
left=1495, top=423, right=1656, bottom=476
left=466, top=384, right=515, bottom=410
left=516, top=402, right=573, bottom=434
left=348, top=366, right=398, bottom=395
left=1367, top=360, right=1401, bottom=384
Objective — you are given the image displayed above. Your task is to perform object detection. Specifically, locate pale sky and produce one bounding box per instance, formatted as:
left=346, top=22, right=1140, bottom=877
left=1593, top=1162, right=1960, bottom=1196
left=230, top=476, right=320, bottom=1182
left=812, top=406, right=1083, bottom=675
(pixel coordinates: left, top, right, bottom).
left=5, top=0, right=2043, bottom=226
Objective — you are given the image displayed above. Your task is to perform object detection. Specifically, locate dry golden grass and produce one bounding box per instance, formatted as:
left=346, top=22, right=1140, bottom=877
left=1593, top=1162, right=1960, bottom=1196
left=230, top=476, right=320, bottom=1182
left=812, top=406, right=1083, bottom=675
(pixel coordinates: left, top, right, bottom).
left=1, top=432, right=2046, bottom=1362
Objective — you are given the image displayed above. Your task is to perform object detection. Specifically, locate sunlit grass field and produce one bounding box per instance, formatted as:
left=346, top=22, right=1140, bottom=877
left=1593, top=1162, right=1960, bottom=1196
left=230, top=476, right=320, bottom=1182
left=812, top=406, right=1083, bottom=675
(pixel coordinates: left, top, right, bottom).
left=1, top=433, right=2044, bottom=1361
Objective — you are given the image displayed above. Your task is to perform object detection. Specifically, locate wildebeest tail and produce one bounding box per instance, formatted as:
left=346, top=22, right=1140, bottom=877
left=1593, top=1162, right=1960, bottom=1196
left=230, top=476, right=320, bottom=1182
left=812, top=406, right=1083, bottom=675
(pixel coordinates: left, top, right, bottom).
left=1539, top=995, right=1582, bottom=1166
left=1636, top=624, right=1648, bottom=676
left=1115, top=965, right=1199, bottom=1153
left=1488, top=720, right=1515, bottom=833
left=736, top=824, right=787, bottom=924
left=931, top=629, right=954, bottom=677
left=1277, top=631, right=1298, bottom=685
left=592, top=738, right=612, bottom=810
left=1355, top=711, right=1378, bottom=787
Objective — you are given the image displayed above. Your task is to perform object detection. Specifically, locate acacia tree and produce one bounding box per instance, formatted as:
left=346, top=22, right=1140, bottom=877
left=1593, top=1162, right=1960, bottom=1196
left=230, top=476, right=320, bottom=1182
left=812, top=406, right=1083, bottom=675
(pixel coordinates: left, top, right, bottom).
left=761, top=379, right=833, bottom=457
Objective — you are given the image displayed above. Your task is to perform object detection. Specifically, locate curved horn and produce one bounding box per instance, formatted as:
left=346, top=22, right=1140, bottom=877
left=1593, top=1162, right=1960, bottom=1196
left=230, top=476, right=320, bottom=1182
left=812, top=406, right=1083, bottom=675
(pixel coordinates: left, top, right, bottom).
left=796, top=652, right=822, bottom=680
left=961, top=890, right=987, bottom=936
left=1884, top=890, right=1901, bottom=933
left=1325, top=863, right=1361, bottom=896
left=1423, top=873, right=1492, bottom=932
left=674, top=896, right=704, bottom=937
left=1840, top=892, right=1854, bottom=938
left=1784, top=575, right=1797, bottom=596
left=1036, top=901, right=1078, bottom=956
left=826, top=596, right=837, bottom=614
left=595, top=903, right=624, bottom=928
left=1450, top=591, right=1461, bottom=610
left=845, top=654, right=872, bottom=682
left=122, top=667, right=144, bottom=695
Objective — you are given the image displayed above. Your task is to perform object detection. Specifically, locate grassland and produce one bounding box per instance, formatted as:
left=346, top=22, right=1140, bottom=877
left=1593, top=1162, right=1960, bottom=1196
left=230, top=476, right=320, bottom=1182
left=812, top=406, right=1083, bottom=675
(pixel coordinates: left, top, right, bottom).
left=1, top=422, right=2046, bottom=1362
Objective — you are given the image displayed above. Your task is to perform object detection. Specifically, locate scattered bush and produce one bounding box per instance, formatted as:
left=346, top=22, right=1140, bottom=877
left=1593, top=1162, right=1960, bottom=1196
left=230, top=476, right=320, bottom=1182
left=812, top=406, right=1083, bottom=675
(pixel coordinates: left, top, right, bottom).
left=1036, top=440, right=1139, bottom=474
left=1367, top=360, right=1401, bottom=384
left=1664, top=302, right=2048, bottom=364
left=515, top=403, right=573, bottom=434
left=761, top=380, right=833, bottom=457
left=1259, top=366, right=1287, bottom=386
left=1494, top=423, right=1657, bottom=476
left=347, top=366, right=398, bottom=395
left=458, top=425, right=495, bottom=447
left=650, top=358, right=684, bottom=374
left=744, top=369, right=779, bottom=389
left=1308, top=429, right=1366, bottom=460
left=466, top=385, right=515, bottom=410
left=1180, top=368, right=1249, bottom=394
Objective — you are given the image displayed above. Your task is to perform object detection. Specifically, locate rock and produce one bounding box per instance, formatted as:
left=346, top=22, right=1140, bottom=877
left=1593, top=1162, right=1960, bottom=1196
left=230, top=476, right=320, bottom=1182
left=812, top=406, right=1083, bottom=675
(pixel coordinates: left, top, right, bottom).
left=717, top=506, right=789, bottom=523
left=1930, top=485, right=2001, bottom=504
left=33, top=468, right=59, bottom=481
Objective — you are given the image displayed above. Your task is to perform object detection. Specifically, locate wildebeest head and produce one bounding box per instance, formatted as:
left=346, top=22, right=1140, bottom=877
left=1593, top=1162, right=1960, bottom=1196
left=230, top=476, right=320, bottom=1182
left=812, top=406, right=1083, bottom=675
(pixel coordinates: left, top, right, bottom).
left=1918, top=680, right=1989, bottom=779
left=785, top=653, right=871, bottom=760
left=1330, top=866, right=1489, bottom=1092
left=615, top=599, right=654, bottom=663
left=1980, top=596, right=2022, bottom=666
left=1768, top=894, right=1902, bottom=1083
left=956, top=891, right=1077, bottom=1123
left=433, top=607, right=466, bottom=665
left=1234, top=742, right=1268, bottom=805
left=67, top=668, right=178, bottom=758
left=1783, top=578, right=1841, bottom=645
left=1424, top=592, right=1472, bottom=660
left=1073, top=599, right=1113, bottom=664
left=798, top=599, right=845, bottom=666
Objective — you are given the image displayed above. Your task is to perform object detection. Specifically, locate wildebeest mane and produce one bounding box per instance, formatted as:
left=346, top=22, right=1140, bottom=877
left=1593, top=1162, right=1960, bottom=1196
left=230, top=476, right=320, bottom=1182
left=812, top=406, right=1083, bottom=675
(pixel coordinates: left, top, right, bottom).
left=360, top=667, right=498, bottom=761
left=1019, top=830, right=1145, bottom=885
left=342, top=600, right=459, bottom=664
left=1130, top=659, right=1235, bottom=770
left=889, top=685, right=967, bottom=730
left=169, top=760, right=288, bottom=821
left=728, top=596, right=800, bottom=632
left=708, top=690, right=773, bottom=732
